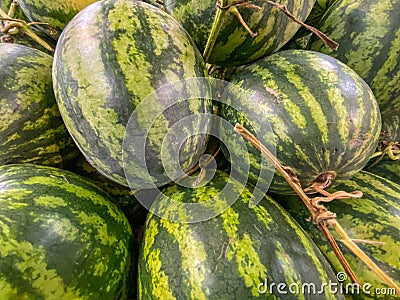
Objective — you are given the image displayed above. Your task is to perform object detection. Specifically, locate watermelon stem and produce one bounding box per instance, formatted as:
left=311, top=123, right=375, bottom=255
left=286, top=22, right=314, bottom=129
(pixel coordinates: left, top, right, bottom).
left=369, top=141, right=400, bottom=168
left=234, top=123, right=400, bottom=293
left=0, top=9, right=54, bottom=52
left=234, top=123, right=360, bottom=284
left=334, top=222, right=400, bottom=295
left=176, top=147, right=221, bottom=184
left=309, top=186, right=363, bottom=224
left=349, top=239, right=385, bottom=246
left=262, top=0, right=339, bottom=51
left=218, top=0, right=339, bottom=50
left=216, top=2, right=258, bottom=38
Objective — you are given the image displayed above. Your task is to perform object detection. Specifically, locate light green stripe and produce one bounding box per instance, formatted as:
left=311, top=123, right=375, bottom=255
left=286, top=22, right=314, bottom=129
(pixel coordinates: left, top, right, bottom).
left=274, top=241, right=304, bottom=300
left=77, top=211, right=118, bottom=246
left=273, top=202, right=337, bottom=297
left=222, top=206, right=267, bottom=297
left=142, top=217, right=175, bottom=299
left=161, top=218, right=209, bottom=299
left=54, top=2, right=125, bottom=174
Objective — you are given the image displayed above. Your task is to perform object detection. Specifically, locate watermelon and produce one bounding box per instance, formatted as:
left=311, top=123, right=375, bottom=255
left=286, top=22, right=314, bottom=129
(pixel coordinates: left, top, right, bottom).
left=307, top=0, right=400, bottom=116
left=164, top=0, right=217, bottom=54
left=274, top=171, right=400, bottom=298
left=52, top=0, right=212, bottom=188
left=364, top=158, right=400, bottom=184
left=303, top=0, right=338, bottom=28
left=382, top=113, right=400, bottom=143
left=166, top=0, right=315, bottom=66
left=0, top=43, right=78, bottom=167
left=293, top=0, right=338, bottom=38
left=138, top=170, right=344, bottom=299
left=0, top=164, right=132, bottom=299
left=17, top=0, right=98, bottom=40
left=220, top=49, right=381, bottom=194
left=141, top=0, right=165, bottom=10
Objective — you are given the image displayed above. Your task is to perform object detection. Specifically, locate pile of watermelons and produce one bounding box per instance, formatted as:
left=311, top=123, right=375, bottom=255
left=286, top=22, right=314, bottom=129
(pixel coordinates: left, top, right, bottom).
left=0, top=0, right=399, bottom=299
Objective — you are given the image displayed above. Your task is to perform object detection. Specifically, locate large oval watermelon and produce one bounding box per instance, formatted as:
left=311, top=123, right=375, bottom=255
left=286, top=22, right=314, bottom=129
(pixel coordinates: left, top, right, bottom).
left=274, top=171, right=400, bottom=298
left=138, top=171, right=344, bottom=299
left=307, top=0, right=400, bottom=116
left=52, top=0, right=212, bottom=188
left=0, top=164, right=132, bottom=299
left=220, top=49, right=381, bottom=194
left=0, top=43, right=78, bottom=167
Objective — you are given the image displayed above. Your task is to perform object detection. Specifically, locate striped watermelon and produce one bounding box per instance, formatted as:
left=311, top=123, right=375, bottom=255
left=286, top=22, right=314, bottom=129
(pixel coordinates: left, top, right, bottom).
left=307, top=0, right=400, bottom=116
left=303, top=0, right=338, bottom=28
left=274, top=171, right=400, bottom=298
left=166, top=0, right=315, bottom=66
left=138, top=171, right=344, bottom=299
left=381, top=112, right=400, bottom=144
left=364, top=158, right=400, bottom=184
left=52, top=0, right=212, bottom=188
left=0, top=164, right=132, bottom=299
left=220, top=49, right=381, bottom=194
left=17, top=0, right=98, bottom=40
left=141, top=0, right=165, bottom=10
left=0, top=43, right=78, bottom=167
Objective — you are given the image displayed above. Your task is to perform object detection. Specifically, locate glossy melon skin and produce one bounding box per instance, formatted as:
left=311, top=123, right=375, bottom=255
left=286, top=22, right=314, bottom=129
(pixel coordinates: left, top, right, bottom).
left=220, top=49, right=381, bottom=194
left=138, top=171, right=343, bottom=299
left=0, top=43, right=78, bottom=167
left=0, top=164, right=132, bottom=299
left=52, top=0, right=212, bottom=188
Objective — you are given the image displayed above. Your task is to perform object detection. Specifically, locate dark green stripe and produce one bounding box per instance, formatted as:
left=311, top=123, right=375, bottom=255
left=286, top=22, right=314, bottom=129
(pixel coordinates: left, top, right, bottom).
left=18, top=0, right=98, bottom=38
